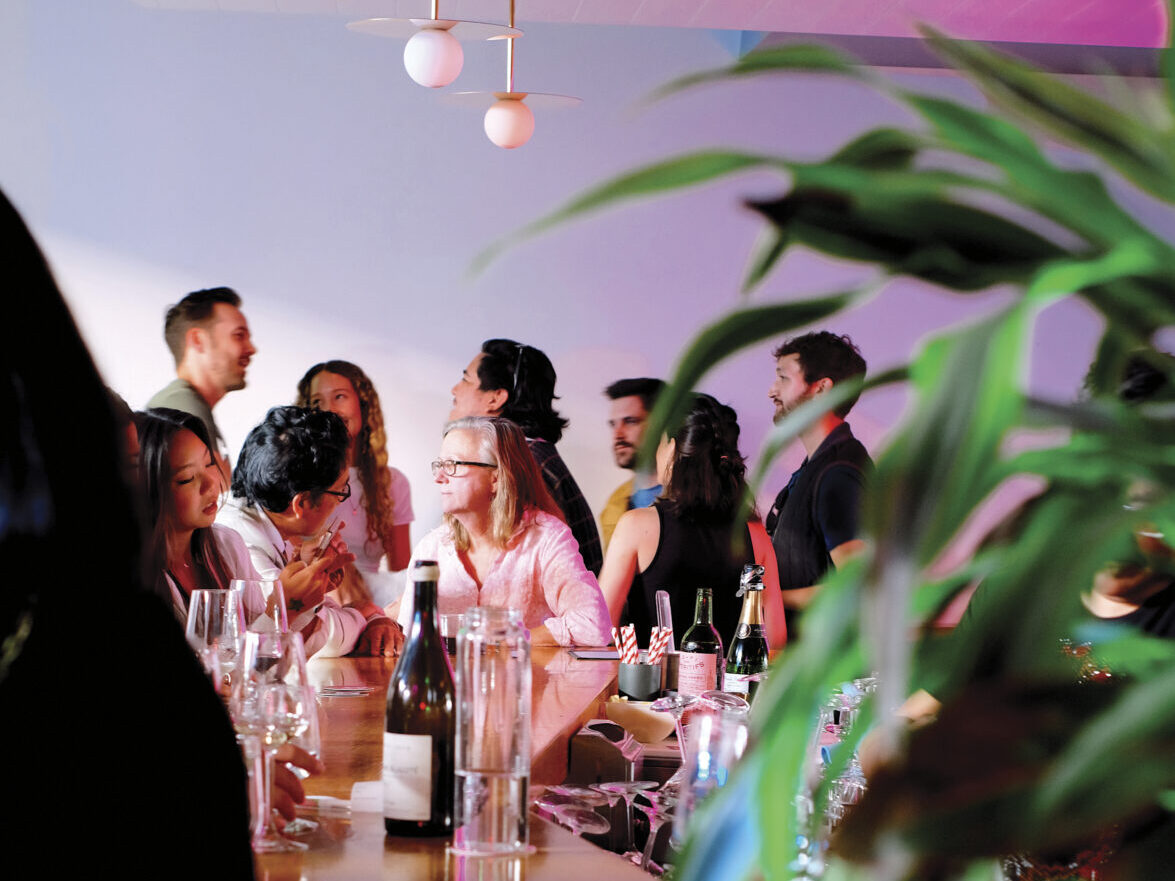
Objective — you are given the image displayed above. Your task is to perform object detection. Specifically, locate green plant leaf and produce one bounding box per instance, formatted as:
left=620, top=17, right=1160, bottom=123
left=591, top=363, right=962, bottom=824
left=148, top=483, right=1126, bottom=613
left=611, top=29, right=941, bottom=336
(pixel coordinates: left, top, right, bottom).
left=866, top=305, right=1029, bottom=568
left=920, top=27, right=1175, bottom=203
left=640, top=293, right=868, bottom=462
left=748, top=175, right=1070, bottom=291
left=649, top=43, right=867, bottom=102
left=469, top=151, right=784, bottom=275
left=741, top=225, right=790, bottom=293
left=827, top=128, right=926, bottom=170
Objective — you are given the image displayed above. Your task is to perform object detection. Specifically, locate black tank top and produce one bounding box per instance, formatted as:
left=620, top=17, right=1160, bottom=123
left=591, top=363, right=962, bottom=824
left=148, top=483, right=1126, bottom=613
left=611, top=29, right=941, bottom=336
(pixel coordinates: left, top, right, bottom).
left=624, top=502, right=755, bottom=648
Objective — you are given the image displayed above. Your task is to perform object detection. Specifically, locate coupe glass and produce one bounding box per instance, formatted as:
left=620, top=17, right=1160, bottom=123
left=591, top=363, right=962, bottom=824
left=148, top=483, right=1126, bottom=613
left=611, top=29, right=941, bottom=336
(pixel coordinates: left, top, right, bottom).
left=649, top=692, right=700, bottom=794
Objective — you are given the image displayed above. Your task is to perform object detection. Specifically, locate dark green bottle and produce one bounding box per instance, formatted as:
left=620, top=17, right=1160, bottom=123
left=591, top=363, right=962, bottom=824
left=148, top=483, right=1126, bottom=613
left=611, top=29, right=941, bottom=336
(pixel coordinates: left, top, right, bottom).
left=724, top=565, right=770, bottom=701
left=383, top=560, right=455, bottom=837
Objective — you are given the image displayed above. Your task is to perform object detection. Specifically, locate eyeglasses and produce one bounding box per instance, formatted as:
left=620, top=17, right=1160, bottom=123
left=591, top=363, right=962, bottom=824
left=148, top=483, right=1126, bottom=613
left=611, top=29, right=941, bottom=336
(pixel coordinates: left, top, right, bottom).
left=430, top=458, right=497, bottom=477
left=321, top=480, right=352, bottom=502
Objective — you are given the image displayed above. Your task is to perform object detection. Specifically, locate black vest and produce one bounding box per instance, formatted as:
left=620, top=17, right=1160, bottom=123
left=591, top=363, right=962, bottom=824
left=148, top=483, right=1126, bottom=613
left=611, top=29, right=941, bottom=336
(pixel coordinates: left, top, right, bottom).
left=766, top=424, right=871, bottom=630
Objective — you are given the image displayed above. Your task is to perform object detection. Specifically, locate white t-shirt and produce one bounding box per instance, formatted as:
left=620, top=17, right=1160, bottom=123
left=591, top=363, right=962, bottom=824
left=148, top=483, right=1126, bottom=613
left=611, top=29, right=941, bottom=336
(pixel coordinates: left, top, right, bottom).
left=337, top=465, right=414, bottom=607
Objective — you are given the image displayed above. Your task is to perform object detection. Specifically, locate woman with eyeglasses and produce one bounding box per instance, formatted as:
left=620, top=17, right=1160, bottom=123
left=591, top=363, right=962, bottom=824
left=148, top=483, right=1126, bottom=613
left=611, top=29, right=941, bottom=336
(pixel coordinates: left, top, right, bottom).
left=296, top=360, right=414, bottom=608
left=398, top=417, right=611, bottom=646
left=136, top=407, right=343, bottom=625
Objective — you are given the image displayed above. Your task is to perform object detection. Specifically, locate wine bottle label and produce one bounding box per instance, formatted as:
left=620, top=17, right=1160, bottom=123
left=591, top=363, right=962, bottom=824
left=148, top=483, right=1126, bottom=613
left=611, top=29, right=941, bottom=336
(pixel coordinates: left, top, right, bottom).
left=723, top=672, right=754, bottom=695
left=383, top=732, right=432, bottom=821
left=736, top=623, right=750, bottom=639
left=677, top=652, right=717, bottom=695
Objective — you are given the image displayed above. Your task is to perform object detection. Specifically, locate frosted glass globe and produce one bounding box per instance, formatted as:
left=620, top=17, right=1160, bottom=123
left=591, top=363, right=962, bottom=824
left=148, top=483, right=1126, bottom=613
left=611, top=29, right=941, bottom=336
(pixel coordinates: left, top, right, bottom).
left=403, top=28, right=463, bottom=88
left=483, top=98, right=535, bottom=149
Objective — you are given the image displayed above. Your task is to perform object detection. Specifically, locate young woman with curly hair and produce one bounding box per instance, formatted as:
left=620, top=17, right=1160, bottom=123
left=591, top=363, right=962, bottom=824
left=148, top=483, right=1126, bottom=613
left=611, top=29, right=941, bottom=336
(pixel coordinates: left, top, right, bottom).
left=297, top=360, right=414, bottom=607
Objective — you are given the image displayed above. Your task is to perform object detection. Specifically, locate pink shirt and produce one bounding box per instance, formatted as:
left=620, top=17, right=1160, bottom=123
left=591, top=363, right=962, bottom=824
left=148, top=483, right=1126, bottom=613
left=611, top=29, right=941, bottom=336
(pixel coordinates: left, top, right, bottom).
left=399, top=511, right=611, bottom=647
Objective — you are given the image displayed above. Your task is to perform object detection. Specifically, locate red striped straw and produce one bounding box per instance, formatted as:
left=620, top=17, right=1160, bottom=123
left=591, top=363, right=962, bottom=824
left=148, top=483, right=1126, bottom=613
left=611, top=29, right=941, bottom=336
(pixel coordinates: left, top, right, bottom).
left=611, top=626, right=621, bottom=652
left=647, top=627, right=672, bottom=664
left=621, top=624, right=639, bottom=665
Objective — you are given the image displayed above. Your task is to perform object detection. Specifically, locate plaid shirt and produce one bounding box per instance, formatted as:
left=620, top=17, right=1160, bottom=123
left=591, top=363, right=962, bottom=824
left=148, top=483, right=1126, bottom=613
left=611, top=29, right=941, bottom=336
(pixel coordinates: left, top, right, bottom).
left=526, top=438, right=603, bottom=576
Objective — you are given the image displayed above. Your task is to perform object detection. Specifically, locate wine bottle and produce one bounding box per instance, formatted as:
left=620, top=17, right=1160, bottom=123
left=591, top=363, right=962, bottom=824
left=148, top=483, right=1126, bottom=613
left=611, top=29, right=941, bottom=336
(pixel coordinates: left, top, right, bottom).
left=677, top=587, right=723, bottom=695
left=383, top=560, right=455, bottom=837
left=724, top=564, right=770, bottom=700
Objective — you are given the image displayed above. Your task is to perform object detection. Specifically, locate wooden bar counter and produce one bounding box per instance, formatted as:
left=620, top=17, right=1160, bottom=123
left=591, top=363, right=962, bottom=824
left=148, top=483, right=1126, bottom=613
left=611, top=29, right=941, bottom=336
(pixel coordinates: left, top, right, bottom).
left=255, top=647, right=644, bottom=881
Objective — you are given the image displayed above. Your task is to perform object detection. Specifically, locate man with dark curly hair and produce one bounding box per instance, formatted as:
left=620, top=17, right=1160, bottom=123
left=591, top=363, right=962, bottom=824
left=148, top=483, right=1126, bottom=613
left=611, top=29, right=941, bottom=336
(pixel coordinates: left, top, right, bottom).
left=765, top=331, right=873, bottom=636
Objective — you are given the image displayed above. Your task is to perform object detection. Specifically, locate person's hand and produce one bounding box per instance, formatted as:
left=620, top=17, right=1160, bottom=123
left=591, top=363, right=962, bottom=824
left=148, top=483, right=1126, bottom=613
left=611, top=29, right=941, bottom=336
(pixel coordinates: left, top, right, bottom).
left=281, top=547, right=355, bottom=613
left=271, top=743, right=324, bottom=821
left=352, top=616, right=403, bottom=657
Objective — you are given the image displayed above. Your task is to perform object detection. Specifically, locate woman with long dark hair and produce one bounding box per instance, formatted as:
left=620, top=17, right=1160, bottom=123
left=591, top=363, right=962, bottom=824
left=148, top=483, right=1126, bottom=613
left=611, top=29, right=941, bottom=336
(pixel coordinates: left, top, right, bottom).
left=136, top=407, right=253, bottom=614
left=296, top=360, right=413, bottom=607
left=598, top=393, right=787, bottom=648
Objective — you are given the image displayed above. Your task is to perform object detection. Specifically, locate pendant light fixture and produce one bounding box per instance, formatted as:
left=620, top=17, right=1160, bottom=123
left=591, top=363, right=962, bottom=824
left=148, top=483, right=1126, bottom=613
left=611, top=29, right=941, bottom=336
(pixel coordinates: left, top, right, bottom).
left=445, top=0, right=580, bottom=149
left=347, top=1, right=520, bottom=89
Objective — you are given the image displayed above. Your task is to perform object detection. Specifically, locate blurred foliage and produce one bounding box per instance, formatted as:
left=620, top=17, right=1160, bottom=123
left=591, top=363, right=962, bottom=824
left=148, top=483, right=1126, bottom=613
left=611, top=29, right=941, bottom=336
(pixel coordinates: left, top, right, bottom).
left=484, top=6, right=1175, bottom=880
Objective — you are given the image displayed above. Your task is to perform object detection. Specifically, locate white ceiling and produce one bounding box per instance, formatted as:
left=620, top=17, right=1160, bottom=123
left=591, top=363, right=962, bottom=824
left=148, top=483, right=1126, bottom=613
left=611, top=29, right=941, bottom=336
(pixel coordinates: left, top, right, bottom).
left=131, top=0, right=1171, bottom=48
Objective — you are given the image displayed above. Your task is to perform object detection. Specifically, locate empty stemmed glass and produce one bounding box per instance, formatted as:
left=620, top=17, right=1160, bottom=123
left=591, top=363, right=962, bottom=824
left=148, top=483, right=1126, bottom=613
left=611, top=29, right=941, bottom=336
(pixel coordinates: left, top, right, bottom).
left=230, top=630, right=313, bottom=853
left=591, top=781, right=659, bottom=856
left=231, top=579, right=288, bottom=633
left=649, top=692, right=700, bottom=794
left=551, top=804, right=611, bottom=840
left=672, top=708, right=750, bottom=848
left=633, top=789, right=677, bottom=873
left=281, top=693, right=323, bottom=838
left=186, top=588, right=244, bottom=689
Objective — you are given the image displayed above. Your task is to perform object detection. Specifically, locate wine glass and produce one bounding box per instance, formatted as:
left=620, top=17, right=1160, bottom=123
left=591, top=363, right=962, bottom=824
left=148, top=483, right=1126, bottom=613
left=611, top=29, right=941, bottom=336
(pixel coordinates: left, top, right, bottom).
left=186, top=588, right=244, bottom=687
left=231, top=578, right=288, bottom=633
left=551, top=804, right=611, bottom=839
left=591, top=781, right=658, bottom=856
left=649, top=692, right=700, bottom=794
left=633, top=790, right=677, bottom=873
left=671, top=708, right=749, bottom=848
left=282, top=689, right=324, bottom=837
left=230, top=630, right=312, bottom=853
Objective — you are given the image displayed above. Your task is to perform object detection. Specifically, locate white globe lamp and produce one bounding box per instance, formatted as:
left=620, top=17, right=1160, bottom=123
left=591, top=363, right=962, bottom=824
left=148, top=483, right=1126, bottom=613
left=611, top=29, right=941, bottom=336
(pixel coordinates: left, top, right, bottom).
left=484, top=97, right=535, bottom=149
left=402, top=27, right=464, bottom=88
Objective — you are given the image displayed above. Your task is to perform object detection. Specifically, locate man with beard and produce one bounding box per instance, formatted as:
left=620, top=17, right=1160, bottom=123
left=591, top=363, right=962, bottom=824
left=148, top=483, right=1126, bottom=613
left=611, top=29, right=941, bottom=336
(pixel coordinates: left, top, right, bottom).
left=599, top=378, right=665, bottom=550
left=764, top=331, right=872, bottom=636
left=147, top=287, right=256, bottom=475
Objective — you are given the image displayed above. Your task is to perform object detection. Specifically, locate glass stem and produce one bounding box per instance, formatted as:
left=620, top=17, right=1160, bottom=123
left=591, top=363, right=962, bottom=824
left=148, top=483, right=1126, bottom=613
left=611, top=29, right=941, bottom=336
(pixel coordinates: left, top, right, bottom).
left=254, top=741, right=277, bottom=846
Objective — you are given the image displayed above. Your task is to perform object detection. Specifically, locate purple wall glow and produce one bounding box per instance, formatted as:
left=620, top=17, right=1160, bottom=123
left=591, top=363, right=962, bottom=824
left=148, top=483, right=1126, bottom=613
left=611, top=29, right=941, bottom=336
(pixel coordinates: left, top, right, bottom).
left=1, top=1, right=1167, bottom=572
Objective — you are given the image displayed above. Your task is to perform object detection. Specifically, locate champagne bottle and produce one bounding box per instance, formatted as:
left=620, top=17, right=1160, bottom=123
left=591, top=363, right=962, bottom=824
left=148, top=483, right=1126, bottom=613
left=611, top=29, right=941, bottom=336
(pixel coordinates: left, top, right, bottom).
left=724, top=564, right=770, bottom=700
left=677, top=587, right=723, bottom=695
left=384, top=560, right=455, bottom=836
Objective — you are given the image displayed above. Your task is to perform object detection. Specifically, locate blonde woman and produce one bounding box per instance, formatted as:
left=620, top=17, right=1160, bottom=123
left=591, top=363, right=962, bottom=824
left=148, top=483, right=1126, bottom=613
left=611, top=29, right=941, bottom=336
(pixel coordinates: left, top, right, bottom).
left=399, top=417, right=610, bottom=646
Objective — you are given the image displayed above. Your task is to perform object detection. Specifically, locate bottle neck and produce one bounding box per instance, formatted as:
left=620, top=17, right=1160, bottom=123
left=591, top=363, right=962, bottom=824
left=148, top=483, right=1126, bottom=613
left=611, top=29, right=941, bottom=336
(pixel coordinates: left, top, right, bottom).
left=692, top=589, right=714, bottom=626
left=411, top=581, right=439, bottom=634
left=737, top=590, right=763, bottom=627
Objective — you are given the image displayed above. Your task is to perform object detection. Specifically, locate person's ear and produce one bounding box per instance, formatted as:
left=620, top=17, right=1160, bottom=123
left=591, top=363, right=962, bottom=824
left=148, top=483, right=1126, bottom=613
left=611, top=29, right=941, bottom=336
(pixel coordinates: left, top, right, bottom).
left=813, top=377, right=834, bottom=396
left=485, top=387, right=509, bottom=415
left=290, top=490, right=315, bottom=518
left=186, top=325, right=207, bottom=355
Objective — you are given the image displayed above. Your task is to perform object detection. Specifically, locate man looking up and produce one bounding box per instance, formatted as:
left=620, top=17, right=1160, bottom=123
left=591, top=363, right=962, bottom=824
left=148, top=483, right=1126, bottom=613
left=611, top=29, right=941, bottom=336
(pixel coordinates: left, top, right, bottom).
left=599, top=378, right=665, bottom=550
left=765, top=331, right=872, bottom=636
left=147, top=287, right=256, bottom=473
left=449, top=339, right=604, bottom=575
left=217, top=406, right=401, bottom=657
